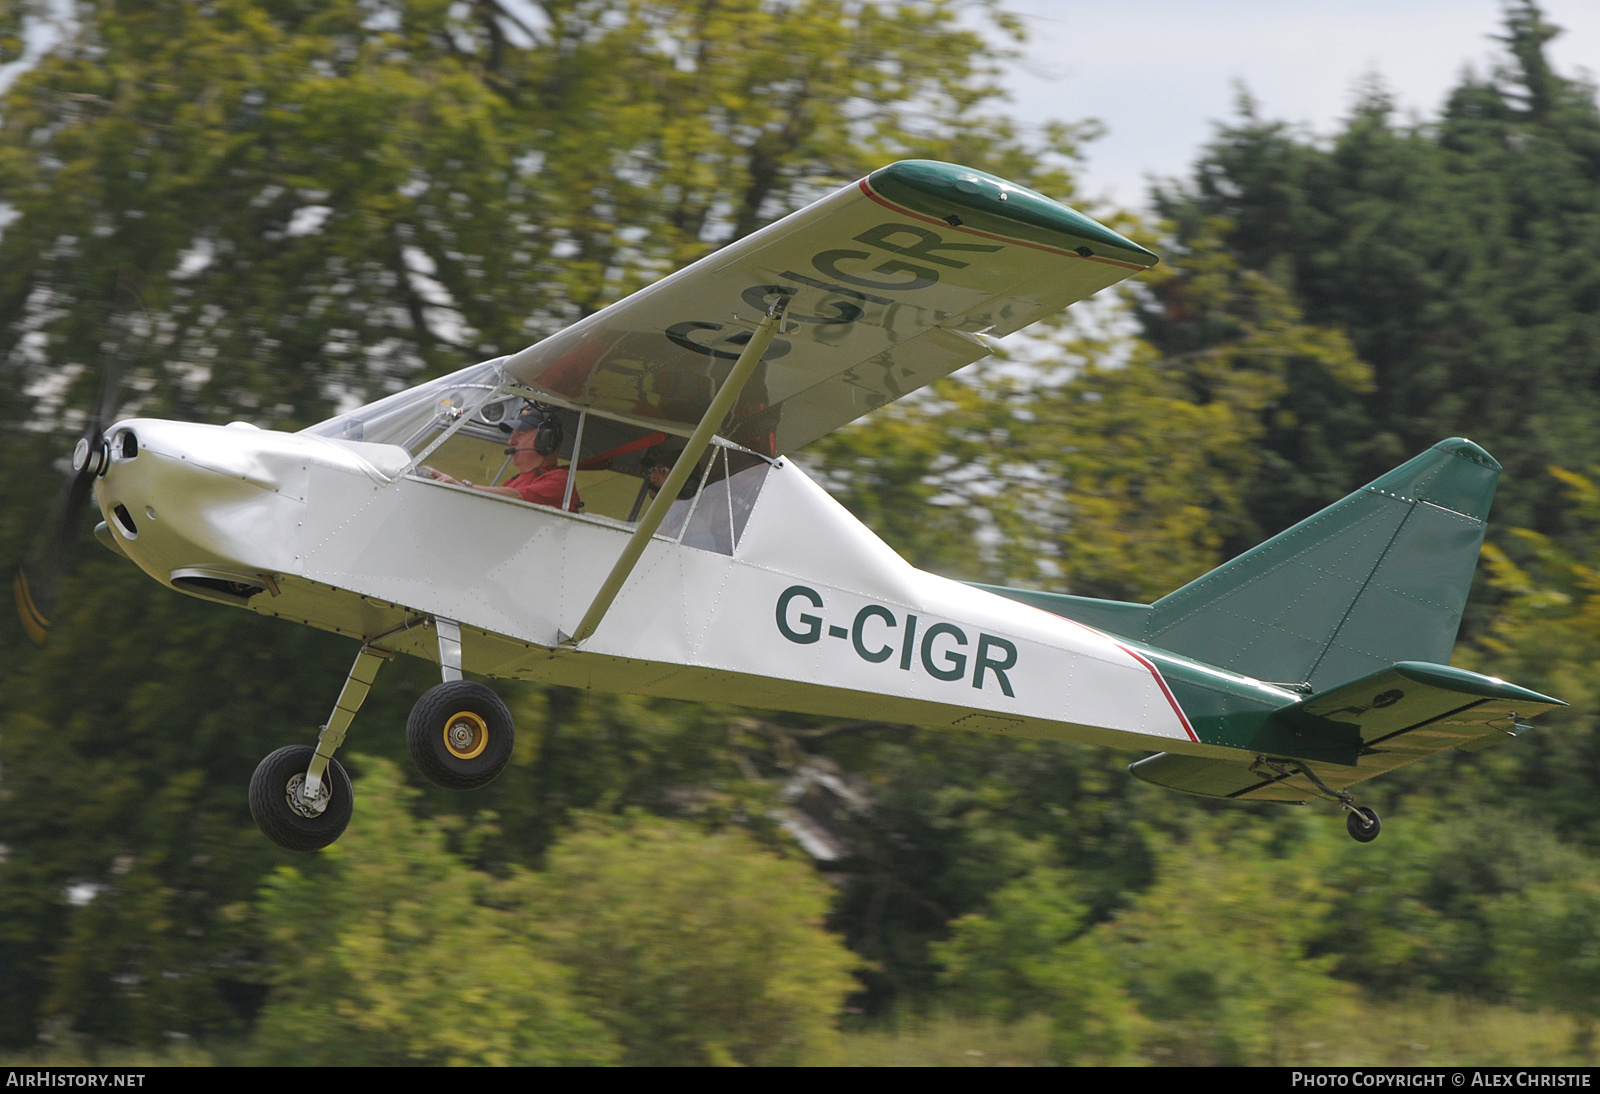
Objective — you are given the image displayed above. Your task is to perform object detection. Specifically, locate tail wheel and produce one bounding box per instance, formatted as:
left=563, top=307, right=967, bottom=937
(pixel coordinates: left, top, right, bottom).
left=1346, top=805, right=1381, bottom=843
left=249, top=745, right=353, bottom=852
left=406, top=680, right=514, bottom=791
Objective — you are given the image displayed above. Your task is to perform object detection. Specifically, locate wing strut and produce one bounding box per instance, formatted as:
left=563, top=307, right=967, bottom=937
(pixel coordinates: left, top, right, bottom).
left=562, top=297, right=789, bottom=647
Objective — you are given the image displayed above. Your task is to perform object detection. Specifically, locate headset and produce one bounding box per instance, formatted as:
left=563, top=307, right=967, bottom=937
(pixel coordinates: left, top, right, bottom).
left=503, top=405, right=563, bottom=458
left=532, top=409, right=562, bottom=457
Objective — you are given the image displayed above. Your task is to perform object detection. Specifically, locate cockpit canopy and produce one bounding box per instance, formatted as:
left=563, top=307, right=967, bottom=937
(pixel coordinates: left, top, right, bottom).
left=302, top=359, right=771, bottom=554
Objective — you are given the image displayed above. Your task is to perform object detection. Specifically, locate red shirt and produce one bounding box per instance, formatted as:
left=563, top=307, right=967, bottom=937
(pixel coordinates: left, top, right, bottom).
left=506, top=467, right=581, bottom=512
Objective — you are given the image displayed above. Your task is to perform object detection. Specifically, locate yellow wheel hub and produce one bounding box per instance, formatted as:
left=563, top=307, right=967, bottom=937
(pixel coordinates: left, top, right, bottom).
left=443, top=711, right=489, bottom=760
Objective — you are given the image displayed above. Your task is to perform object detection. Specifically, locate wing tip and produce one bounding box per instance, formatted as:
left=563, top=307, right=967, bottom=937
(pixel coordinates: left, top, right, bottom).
left=867, top=159, right=1159, bottom=266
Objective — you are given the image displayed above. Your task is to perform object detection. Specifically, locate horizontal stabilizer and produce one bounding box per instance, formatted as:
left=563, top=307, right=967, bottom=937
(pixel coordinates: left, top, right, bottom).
left=1130, top=661, right=1563, bottom=801
left=1129, top=752, right=1312, bottom=803
left=1297, top=660, right=1561, bottom=746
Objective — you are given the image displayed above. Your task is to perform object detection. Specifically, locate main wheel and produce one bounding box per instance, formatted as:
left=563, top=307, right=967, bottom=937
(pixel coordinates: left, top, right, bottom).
left=1346, top=805, right=1381, bottom=843
left=249, top=745, right=353, bottom=852
left=406, top=680, right=514, bottom=791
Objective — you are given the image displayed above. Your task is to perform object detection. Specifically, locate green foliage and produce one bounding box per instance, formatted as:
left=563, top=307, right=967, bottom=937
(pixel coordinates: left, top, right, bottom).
left=528, top=812, right=860, bottom=1066
left=838, top=1012, right=1058, bottom=1066
left=1491, top=877, right=1600, bottom=1058
left=0, top=552, right=432, bottom=1046
left=1470, top=468, right=1600, bottom=847
left=250, top=758, right=614, bottom=1066
left=251, top=765, right=861, bottom=1066
left=835, top=995, right=1591, bottom=1067
left=1148, top=1, right=1600, bottom=540
left=934, top=822, right=1352, bottom=1066
left=794, top=723, right=1182, bottom=1014
left=8, top=0, right=1600, bottom=1067
left=419, top=689, right=787, bottom=873
left=0, top=0, right=1066, bottom=430
left=0, top=1, right=38, bottom=67
left=808, top=220, right=1367, bottom=599
left=935, top=864, right=1144, bottom=1064
left=0, top=0, right=1057, bottom=1048
left=1096, top=824, right=1349, bottom=1066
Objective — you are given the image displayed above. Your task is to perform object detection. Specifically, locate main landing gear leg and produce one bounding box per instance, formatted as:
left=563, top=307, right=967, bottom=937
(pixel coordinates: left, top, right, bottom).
left=1253, top=756, right=1382, bottom=843
left=435, top=616, right=463, bottom=682
left=249, top=643, right=390, bottom=852
left=405, top=616, right=515, bottom=791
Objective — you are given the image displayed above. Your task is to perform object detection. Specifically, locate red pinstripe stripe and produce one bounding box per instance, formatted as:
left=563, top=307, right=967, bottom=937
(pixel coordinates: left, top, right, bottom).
left=1115, top=642, right=1200, bottom=742
left=965, top=589, right=1201, bottom=744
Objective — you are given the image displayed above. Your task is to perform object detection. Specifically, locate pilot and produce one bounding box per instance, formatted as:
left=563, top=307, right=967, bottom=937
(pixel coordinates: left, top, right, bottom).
left=641, top=448, right=671, bottom=498
left=640, top=445, right=697, bottom=501
left=423, top=407, right=582, bottom=512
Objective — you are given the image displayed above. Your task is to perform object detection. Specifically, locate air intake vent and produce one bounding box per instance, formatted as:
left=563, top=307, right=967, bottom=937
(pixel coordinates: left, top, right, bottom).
left=170, top=568, right=266, bottom=607
left=112, top=504, right=138, bottom=539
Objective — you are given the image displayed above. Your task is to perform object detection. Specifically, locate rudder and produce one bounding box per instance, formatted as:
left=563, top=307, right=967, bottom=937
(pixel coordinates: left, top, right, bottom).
left=1145, top=438, right=1499, bottom=689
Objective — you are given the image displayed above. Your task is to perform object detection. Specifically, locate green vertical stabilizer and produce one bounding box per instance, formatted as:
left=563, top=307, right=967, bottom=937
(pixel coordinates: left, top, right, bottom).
left=974, top=439, right=1500, bottom=692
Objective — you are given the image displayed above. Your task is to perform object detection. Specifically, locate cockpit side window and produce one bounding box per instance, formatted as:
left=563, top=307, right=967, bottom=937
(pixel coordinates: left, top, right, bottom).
left=305, top=365, right=773, bottom=546
left=658, top=446, right=769, bottom=555
left=562, top=419, right=676, bottom=521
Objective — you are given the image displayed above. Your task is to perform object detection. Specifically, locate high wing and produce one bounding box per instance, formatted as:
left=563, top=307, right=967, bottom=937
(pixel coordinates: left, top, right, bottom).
left=500, top=160, right=1157, bottom=455
left=1130, top=661, right=1565, bottom=803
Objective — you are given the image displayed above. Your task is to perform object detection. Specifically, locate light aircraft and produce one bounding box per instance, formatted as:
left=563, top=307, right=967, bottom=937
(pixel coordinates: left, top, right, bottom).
left=14, top=160, right=1562, bottom=851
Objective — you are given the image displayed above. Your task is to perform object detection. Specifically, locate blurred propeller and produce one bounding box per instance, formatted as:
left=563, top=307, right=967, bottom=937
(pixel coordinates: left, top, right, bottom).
left=13, top=266, right=148, bottom=644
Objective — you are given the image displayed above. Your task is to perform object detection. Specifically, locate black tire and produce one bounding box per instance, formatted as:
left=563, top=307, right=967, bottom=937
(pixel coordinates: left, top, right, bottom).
left=406, top=680, right=515, bottom=791
left=249, top=745, right=353, bottom=852
left=1346, top=805, right=1381, bottom=843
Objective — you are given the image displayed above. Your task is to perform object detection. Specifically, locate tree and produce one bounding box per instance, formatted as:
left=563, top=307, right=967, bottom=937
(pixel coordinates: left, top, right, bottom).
left=1492, top=876, right=1600, bottom=1060
left=0, top=0, right=1063, bottom=1047
left=1147, top=2, right=1600, bottom=542
left=935, top=863, right=1144, bottom=1064
left=1080, top=823, right=1348, bottom=1066
left=932, top=821, right=1356, bottom=1065
left=808, top=225, right=1367, bottom=598
left=529, top=812, right=860, bottom=1065
left=250, top=758, right=614, bottom=1065
left=0, top=0, right=1071, bottom=431
left=1468, top=468, right=1600, bottom=848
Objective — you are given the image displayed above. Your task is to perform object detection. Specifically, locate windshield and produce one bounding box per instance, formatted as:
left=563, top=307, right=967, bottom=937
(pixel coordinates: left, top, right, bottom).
left=302, top=360, right=516, bottom=449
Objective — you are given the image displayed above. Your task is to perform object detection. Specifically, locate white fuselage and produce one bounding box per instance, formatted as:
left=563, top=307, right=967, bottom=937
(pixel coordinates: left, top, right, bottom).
left=96, top=418, right=1222, bottom=755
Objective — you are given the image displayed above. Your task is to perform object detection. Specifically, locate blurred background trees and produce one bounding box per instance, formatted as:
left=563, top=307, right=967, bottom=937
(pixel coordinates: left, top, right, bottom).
left=5, top=0, right=1600, bottom=1065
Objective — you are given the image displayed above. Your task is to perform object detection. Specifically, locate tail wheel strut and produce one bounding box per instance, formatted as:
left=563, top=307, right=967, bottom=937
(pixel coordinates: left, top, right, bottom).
left=1253, top=756, right=1382, bottom=843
